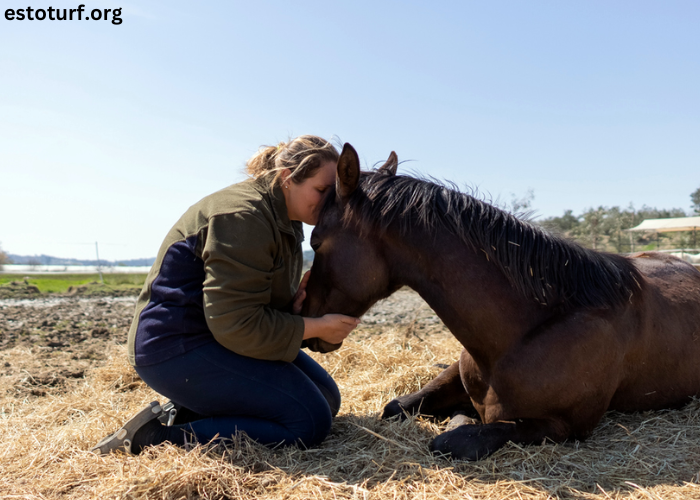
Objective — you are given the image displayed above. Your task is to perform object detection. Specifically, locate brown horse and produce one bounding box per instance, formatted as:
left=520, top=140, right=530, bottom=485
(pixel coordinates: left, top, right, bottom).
left=301, top=143, right=700, bottom=460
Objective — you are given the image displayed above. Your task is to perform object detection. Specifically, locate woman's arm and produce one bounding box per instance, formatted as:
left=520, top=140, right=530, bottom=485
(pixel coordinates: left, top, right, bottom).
left=202, top=211, right=306, bottom=362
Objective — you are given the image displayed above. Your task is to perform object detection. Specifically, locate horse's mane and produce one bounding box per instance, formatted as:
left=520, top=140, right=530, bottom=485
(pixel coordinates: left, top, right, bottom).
left=333, top=170, right=643, bottom=309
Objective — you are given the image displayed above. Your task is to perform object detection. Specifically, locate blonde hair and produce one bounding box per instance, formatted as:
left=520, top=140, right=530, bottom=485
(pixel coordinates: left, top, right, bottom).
left=246, top=135, right=339, bottom=187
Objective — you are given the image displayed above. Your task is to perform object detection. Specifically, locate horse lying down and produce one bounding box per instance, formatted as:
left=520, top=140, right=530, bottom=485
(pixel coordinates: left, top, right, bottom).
left=301, top=143, right=700, bottom=461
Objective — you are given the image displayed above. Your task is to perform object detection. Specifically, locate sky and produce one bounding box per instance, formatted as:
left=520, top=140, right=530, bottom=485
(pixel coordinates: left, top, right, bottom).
left=1, top=1, right=698, bottom=262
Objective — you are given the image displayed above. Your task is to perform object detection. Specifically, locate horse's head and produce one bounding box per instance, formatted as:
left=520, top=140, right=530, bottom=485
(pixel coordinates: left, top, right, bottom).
left=301, top=143, right=399, bottom=353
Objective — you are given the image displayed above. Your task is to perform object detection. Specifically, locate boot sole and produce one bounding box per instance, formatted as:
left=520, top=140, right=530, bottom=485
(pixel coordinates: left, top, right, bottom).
left=91, top=401, right=162, bottom=455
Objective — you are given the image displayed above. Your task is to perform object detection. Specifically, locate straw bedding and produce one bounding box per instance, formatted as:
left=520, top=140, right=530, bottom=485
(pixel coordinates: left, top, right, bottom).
left=1, top=290, right=699, bottom=499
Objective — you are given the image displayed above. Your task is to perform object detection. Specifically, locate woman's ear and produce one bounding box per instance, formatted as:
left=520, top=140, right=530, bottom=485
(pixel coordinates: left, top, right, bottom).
left=280, top=168, right=293, bottom=187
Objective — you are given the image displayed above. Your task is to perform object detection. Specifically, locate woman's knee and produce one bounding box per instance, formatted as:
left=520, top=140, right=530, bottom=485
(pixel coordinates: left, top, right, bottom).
left=293, top=406, right=333, bottom=448
left=317, top=384, right=341, bottom=417
left=292, top=351, right=341, bottom=417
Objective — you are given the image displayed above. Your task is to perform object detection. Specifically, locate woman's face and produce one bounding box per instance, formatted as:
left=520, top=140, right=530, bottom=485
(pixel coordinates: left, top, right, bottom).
left=283, top=160, right=337, bottom=225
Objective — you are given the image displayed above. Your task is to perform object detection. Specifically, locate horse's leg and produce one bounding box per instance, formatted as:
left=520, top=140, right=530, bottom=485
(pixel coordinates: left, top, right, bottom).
left=430, top=417, right=569, bottom=461
left=432, top=312, right=626, bottom=460
left=381, top=354, right=477, bottom=420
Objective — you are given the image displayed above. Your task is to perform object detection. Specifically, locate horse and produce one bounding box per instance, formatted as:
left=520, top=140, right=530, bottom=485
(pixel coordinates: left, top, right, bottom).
left=301, top=143, right=700, bottom=460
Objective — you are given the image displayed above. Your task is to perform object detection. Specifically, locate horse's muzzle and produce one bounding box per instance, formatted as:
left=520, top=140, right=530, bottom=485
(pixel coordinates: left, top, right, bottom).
left=301, top=337, right=343, bottom=353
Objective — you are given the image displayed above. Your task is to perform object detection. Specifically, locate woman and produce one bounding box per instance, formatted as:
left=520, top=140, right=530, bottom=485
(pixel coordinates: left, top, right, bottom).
left=92, top=135, right=360, bottom=455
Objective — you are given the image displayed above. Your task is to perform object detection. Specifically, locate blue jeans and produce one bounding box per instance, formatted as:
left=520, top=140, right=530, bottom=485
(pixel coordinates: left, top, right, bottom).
left=135, top=341, right=340, bottom=448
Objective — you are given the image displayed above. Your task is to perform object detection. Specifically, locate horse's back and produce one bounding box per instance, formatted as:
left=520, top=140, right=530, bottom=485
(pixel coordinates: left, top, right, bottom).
left=631, top=251, right=700, bottom=281
left=631, top=251, right=700, bottom=312
left=611, top=251, right=700, bottom=410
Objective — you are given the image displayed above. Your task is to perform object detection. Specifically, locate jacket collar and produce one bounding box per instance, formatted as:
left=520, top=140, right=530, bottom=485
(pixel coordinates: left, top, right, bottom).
left=253, top=177, right=305, bottom=244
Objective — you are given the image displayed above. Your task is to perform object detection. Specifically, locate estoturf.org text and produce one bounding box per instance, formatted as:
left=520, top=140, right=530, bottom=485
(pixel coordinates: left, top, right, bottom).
left=4, top=5, right=122, bottom=25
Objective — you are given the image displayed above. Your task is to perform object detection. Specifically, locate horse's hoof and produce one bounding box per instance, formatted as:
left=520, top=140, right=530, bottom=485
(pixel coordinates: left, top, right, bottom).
left=429, top=425, right=500, bottom=461
left=381, top=399, right=410, bottom=420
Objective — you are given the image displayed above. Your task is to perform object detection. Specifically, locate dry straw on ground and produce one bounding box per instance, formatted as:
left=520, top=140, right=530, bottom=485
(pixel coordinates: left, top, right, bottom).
left=1, top=290, right=700, bottom=499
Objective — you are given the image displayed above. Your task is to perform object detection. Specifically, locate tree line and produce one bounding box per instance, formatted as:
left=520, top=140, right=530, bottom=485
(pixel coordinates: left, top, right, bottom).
left=538, top=187, right=700, bottom=253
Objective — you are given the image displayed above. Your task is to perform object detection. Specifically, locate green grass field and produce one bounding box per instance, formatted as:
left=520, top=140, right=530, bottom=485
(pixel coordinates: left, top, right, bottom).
left=0, top=273, right=147, bottom=295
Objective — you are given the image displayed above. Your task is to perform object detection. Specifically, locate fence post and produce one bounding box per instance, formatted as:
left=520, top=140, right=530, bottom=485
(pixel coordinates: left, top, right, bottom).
left=95, top=242, right=104, bottom=284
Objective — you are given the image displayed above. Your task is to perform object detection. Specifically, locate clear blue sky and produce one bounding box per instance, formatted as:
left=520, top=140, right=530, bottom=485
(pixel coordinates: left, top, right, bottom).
left=1, top=1, right=698, bottom=261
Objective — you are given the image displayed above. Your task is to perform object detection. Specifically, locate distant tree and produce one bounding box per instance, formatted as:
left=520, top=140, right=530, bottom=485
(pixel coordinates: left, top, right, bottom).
left=540, top=203, right=690, bottom=253
left=691, top=187, right=700, bottom=215
left=540, top=210, right=579, bottom=234
left=573, top=207, right=609, bottom=250
left=634, top=205, right=687, bottom=221
left=509, top=188, right=535, bottom=215
left=0, top=243, right=8, bottom=270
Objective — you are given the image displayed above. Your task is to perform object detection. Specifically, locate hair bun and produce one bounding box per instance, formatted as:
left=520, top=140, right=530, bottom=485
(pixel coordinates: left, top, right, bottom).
left=245, top=135, right=339, bottom=187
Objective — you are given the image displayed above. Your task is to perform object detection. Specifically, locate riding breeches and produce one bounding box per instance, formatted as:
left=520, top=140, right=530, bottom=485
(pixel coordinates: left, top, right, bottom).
left=134, top=340, right=341, bottom=448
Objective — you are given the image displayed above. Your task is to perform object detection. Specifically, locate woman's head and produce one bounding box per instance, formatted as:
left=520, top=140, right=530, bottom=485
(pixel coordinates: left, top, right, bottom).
left=246, top=135, right=340, bottom=225
left=246, top=135, right=339, bottom=188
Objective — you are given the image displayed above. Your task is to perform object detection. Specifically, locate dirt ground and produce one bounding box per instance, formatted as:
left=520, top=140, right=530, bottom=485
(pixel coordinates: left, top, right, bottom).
left=0, top=287, right=438, bottom=401
left=2, top=287, right=700, bottom=499
left=0, top=293, right=137, bottom=397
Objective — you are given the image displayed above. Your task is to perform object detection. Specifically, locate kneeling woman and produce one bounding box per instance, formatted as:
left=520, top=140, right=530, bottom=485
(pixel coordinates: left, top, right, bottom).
left=92, top=135, right=360, bottom=455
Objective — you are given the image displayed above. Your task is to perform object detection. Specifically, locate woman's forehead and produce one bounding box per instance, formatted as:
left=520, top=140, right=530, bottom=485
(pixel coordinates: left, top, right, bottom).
left=314, top=161, right=337, bottom=184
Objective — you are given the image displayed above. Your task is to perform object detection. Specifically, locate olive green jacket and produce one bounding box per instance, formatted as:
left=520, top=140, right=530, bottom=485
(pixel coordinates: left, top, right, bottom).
left=127, top=178, right=305, bottom=366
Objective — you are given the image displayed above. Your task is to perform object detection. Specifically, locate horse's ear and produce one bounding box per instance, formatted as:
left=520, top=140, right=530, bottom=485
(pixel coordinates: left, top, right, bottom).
left=378, top=151, right=398, bottom=175
left=336, top=143, right=360, bottom=200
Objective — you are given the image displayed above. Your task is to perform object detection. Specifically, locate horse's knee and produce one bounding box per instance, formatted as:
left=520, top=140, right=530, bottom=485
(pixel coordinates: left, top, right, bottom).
left=382, top=359, right=477, bottom=421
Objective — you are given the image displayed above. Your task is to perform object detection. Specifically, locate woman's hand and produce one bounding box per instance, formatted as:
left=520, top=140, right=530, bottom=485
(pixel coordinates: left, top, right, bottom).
left=292, top=270, right=311, bottom=314
left=302, top=314, right=361, bottom=344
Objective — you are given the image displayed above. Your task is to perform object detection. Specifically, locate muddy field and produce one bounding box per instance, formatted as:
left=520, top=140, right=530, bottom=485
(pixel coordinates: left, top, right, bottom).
left=0, top=295, right=137, bottom=397
left=0, top=289, right=438, bottom=400
left=2, top=288, right=700, bottom=499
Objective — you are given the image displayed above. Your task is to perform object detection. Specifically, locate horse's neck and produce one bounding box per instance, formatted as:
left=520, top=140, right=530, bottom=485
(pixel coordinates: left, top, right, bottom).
left=387, top=230, right=549, bottom=362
